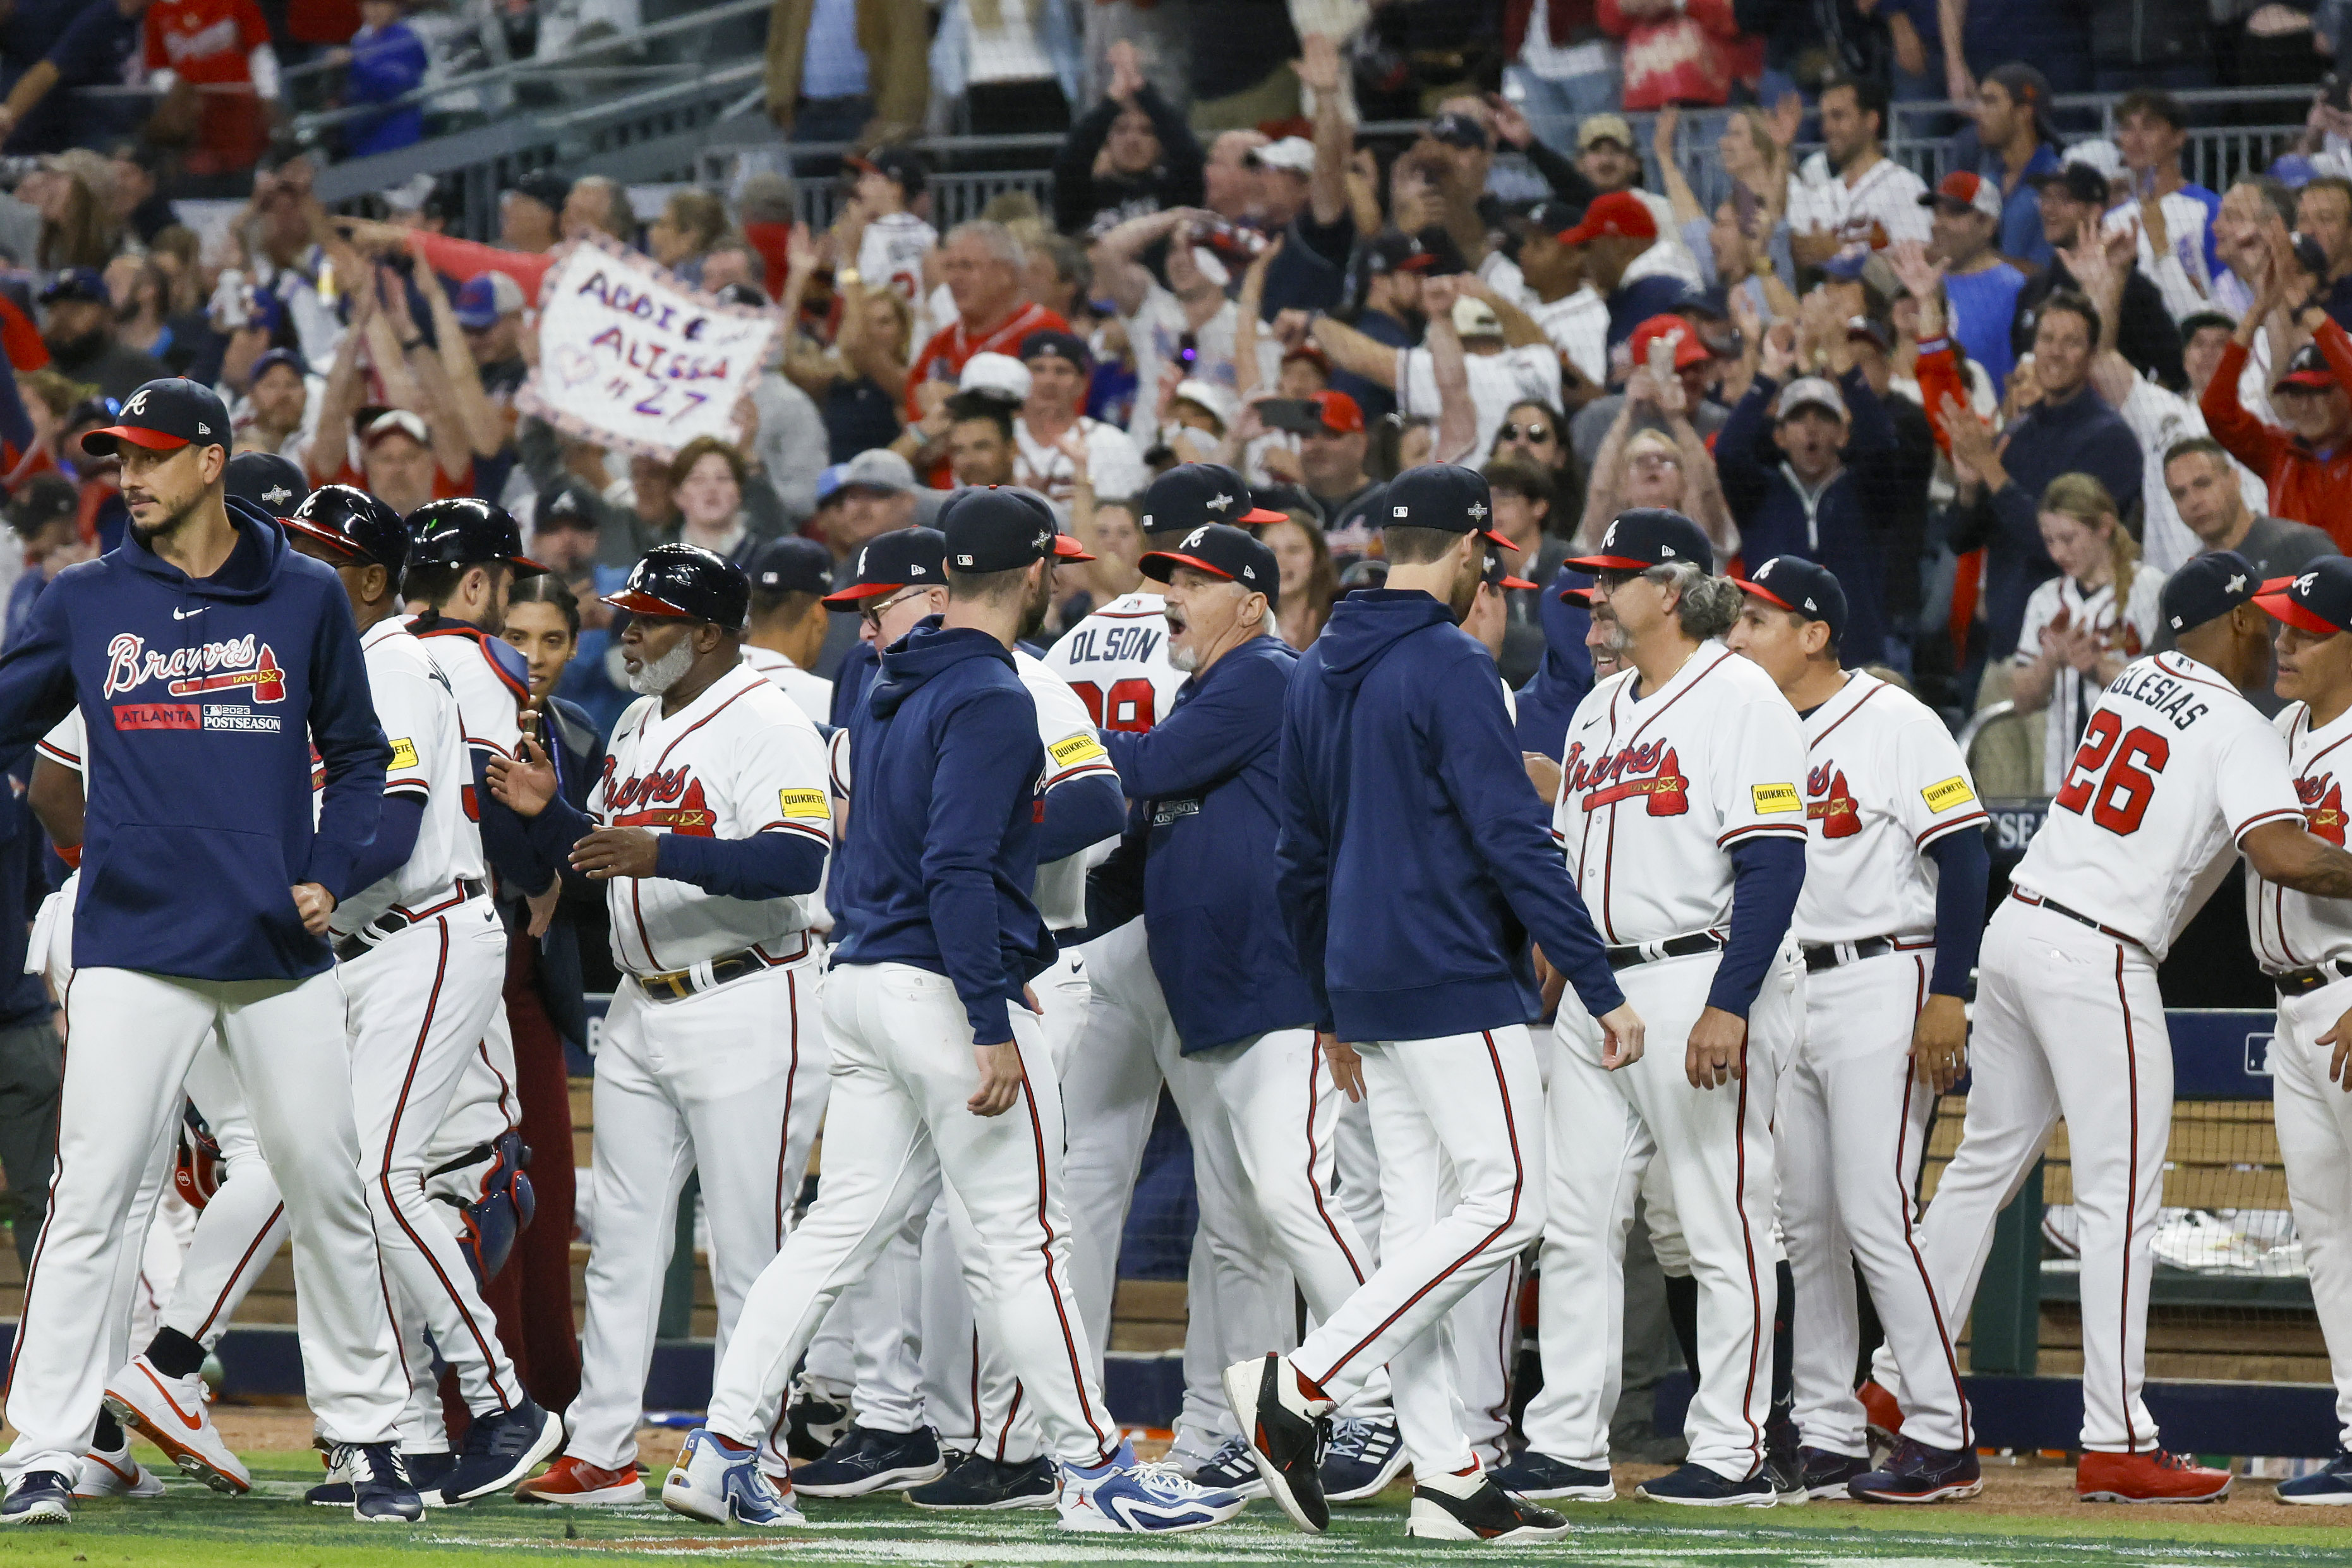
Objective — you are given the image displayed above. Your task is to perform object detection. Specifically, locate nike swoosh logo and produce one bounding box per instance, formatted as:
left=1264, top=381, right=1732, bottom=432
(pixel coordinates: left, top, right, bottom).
left=172, top=607, right=206, bottom=620
left=138, top=1364, right=205, bottom=1430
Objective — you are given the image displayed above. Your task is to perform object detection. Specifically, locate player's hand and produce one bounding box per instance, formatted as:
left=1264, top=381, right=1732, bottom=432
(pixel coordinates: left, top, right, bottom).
left=570, top=826, right=660, bottom=880
left=486, top=735, right=558, bottom=817
left=291, top=882, right=335, bottom=936
left=1524, top=752, right=1563, bottom=805
left=1320, top=1032, right=1365, bottom=1102
left=969, top=1040, right=1025, bottom=1116
left=1599, top=1003, right=1645, bottom=1070
left=2321, top=1005, right=2352, bottom=1092
left=524, top=878, right=561, bottom=939
left=1910, top=992, right=1969, bottom=1094
left=1531, top=943, right=1567, bottom=1016
left=1685, top=1006, right=1747, bottom=1089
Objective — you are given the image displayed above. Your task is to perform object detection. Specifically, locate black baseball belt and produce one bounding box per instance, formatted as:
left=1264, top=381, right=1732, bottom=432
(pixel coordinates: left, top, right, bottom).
left=1605, top=932, right=1725, bottom=971
left=2271, top=957, right=2352, bottom=997
left=634, top=931, right=814, bottom=1003
left=2007, top=888, right=2147, bottom=951
left=1801, top=935, right=1933, bottom=974
left=333, top=879, right=488, bottom=963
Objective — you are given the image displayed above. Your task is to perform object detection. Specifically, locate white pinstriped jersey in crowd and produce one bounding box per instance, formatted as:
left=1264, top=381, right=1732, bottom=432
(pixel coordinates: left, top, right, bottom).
left=2252, top=698, right=2352, bottom=973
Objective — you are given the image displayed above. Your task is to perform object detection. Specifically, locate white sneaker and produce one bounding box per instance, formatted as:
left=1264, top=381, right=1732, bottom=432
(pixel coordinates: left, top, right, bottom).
left=73, top=1444, right=164, bottom=1500
left=103, top=1354, right=251, bottom=1494
left=1058, top=1453, right=1247, bottom=1534
left=662, top=1428, right=804, bottom=1528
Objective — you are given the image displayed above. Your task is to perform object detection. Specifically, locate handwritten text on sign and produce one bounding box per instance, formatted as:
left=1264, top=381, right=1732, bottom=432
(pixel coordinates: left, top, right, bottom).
left=516, top=236, right=777, bottom=459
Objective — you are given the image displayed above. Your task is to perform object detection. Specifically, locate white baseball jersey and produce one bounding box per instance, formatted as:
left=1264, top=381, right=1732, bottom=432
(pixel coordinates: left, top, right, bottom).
left=2250, top=699, right=2352, bottom=972
left=1790, top=670, right=1987, bottom=946
left=1554, top=642, right=1809, bottom=944
left=35, top=710, right=81, bottom=775
left=332, top=618, right=483, bottom=936
left=857, top=211, right=938, bottom=308
left=410, top=620, right=527, bottom=762
left=2012, top=569, right=2168, bottom=793
left=740, top=643, right=833, bottom=727
left=593, top=662, right=832, bottom=976
left=2011, top=651, right=2303, bottom=960
left=1785, top=152, right=1933, bottom=250
left=1527, top=287, right=1608, bottom=387
left=1013, top=417, right=1150, bottom=514
left=1038, top=591, right=1188, bottom=733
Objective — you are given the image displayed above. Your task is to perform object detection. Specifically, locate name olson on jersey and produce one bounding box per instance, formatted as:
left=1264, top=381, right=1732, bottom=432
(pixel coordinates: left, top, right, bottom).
left=1562, top=739, right=1691, bottom=814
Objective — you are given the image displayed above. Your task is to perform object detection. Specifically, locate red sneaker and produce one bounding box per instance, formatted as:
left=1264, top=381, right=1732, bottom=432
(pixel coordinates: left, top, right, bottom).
left=514, top=1454, right=647, bottom=1506
left=2077, top=1449, right=2231, bottom=1504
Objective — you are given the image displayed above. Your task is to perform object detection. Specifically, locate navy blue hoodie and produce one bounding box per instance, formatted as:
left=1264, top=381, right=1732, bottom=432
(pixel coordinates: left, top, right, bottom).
left=1278, top=589, right=1622, bottom=1042
left=0, top=497, right=388, bottom=980
left=830, top=620, right=1054, bottom=1041
left=1102, top=634, right=1318, bottom=1054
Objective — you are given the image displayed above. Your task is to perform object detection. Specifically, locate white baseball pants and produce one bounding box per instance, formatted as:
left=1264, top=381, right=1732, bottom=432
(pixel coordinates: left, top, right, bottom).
left=1781, top=951, right=1970, bottom=1456
left=1284, top=1025, right=1545, bottom=1480
left=2272, top=971, right=2352, bottom=1452
left=3, top=967, right=405, bottom=1479
left=1059, top=919, right=1289, bottom=1461
left=346, top=902, right=522, bottom=1420
left=568, top=955, right=828, bottom=1473
left=156, top=1044, right=287, bottom=1351
left=706, top=962, right=1119, bottom=1468
left=1524, top=950, right=1795, bottom=1480
left=1886, top=901, right=2169, bottom=1453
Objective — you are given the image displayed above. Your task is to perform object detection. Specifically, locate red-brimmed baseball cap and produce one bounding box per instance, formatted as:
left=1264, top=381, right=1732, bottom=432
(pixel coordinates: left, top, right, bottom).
left=2255, top=559, right=2352, bottom=636
left=1386, top=465, right=1514, bottom=550
left=1139, top=464, right=1286, bottom=535
left=1919, top=170, right=2004, bottom=224
left=1628, top=313, right=1710, bottom=371
left=2275, top=342, right=2337, bottom=393
left=1565, top=507, right=1714, bottom=574
left=1481, top=546, right=1536, bottom=592
left=819, top=526, right=946, bottom=605
left=1737, top=555, right=1848, bottom=644
left=1558, top=191, right=1657, bottom=246
left=1139, top=522, right=1279, bottom=605
left=80, top=378, right=229, bottom=456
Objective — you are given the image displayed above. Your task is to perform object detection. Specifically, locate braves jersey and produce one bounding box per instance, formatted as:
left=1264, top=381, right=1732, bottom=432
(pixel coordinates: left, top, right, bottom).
left=1553, top=642, right=1809, bottom=944
left=409, top=619, right=528, bottom=763
left=1790, top=670, right=1987, bottom=945
left=332, top=618, right=483, bottom=936
left=2249, top=699, right=2352, bottom=973
left=593, top=662, right=831, bottom=976
left=1039, top=591, right=1188, bottom=735
left=2011, top=651, right=2303, bottom=960
left=857, top=212, right=938, bottom=308
left=740, top=644, right=832, bottom=727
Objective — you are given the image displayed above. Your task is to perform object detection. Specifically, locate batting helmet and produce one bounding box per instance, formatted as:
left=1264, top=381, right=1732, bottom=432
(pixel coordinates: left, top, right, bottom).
left=603, top=541, right=751, bottom=632
left=404, top=497, right=547, bottom=576
left=286, top=484, right=409, bottom=575
left=453, top=1131, right=536, bottom=1286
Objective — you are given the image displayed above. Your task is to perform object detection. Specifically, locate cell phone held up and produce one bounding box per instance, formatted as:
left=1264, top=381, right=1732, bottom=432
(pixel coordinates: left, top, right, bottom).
left=1257, top=398, right=1322, bottom=435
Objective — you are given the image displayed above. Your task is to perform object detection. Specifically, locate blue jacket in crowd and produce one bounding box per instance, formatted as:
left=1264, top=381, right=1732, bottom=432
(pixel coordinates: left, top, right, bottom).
left=1101, top=634, right=1318, bottom=1055
left=830, top=620, right=1054, bottom=1042
left=1513, top=563, right=1594, bottom=761
left=1276, top=589, right=1623, bottom=1043
left=343, top=18, right=430, bottom=157
left=0, top=498, right=387, bottom=980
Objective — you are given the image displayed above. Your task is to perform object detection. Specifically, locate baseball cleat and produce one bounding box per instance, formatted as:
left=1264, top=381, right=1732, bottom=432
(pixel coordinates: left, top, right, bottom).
left=1848, top=1437, right=1982, bottom=1503
left=2279, top=1449, right=2352, bottom=1504
left=908, top=1452, right=1058, bottom=1511
left=2075, top=1449, right=2231, bottom=1504
left=790, top=1423, right=945, bottom=1497
left=1797, top=1446, right=1871, bottom=1500
left=340, top=1444, right=425, bottom=1523
left=104, top=1354, right=250, bottom=1495
left=310, top=1450, right=452, bottom=1506
left=514, top=1455, right=647, bottom=1506
left=662, top=1428, right=803, bottom=1528
left=1057, top=1449, right=1246, bottom=1533
left=782, top=1375, right=853, bottom=1461
left=1765, top=1415, right=1806, bottom=1505
left=1634, top=1462, right=1776, bottom=1507
left=72, top=1443, right=164, bottom=1500
left=1486, top=1449, right=1615, bottom=1502
left=1222, top=1353, right=1332, bottom=1533
left=1406, top=1478, right=1570, bottom=1541
left=437, top=1398, right=565, bottom=1503
left=1322, top=1416, right=1408, bottom=1502
left=0, top=1471, right=71, bottom=1525
left=1186, top=1433, right=1268, bottom=1500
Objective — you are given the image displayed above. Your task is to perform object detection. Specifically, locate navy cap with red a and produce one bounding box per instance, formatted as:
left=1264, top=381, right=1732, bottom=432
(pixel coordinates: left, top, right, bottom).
left=2255, top=554, right=2352, bottom=635
left=1565, top=507, right=1714, bottom=575
left=1738, top=555, right=1848, bottom=645
left=81, top=378, right=230, bottom=457
left=1141, top=522, right=1280, bottom=606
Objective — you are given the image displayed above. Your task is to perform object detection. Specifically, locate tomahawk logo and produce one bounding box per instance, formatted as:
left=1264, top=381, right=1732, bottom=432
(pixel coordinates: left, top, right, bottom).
left=103, top=632, right=286, bottom=703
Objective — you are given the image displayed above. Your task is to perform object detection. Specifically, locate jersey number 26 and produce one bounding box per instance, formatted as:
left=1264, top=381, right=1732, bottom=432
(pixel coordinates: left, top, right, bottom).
left=2054, top=710, right=2169, bottom=835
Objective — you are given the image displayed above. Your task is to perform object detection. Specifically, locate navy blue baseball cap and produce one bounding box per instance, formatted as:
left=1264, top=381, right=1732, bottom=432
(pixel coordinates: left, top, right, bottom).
left=942, top=487, right=1059, bottom=574
left=40, top=267, right=107, bottom=306
left=286, top=483, right=407, bottom=573
left=1738, top=555, right=1848, bottom=646
left=248, top=346, right=309, bottom=384
left=1482, top=543, right=1537, bottom=593
left=2254, top=553, right=2352, bottom=635
left=603, top=542, right=750, bottom=631
left=1384, top=464, right=1513, bottom=549
left=80, top=378, right=230, bottom=457
left=1020, top=329, right=1090, bottom=370
left=2159, top=549, right=2256, bottom=636
left=747, top=534, right=835, bottom=598
left=1140, top=522, right=1280, bottom=606
left=1566, top=507, right=1714, bottom=576
left=823, top=526, right=948, bottom=605
left=225, top=450, right=309, bottom=518
left=1138, top=463, right=1287, bottom=538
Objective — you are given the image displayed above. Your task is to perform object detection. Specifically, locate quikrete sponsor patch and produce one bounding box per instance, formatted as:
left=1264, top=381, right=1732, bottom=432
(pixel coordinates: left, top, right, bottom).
left=1751, top=783, right=1801, bottom=814
left=389, top=737, right=419, bottom=770
left=778, top=788, right=829, bottom=819
left=1050, top=733, right=1108, bottom=768
left=1922, top=775, right=1977, bottom=813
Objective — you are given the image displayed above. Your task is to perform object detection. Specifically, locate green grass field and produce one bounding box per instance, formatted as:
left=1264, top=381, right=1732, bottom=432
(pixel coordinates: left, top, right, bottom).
left=1, top=1452, right=2351, bottom=1566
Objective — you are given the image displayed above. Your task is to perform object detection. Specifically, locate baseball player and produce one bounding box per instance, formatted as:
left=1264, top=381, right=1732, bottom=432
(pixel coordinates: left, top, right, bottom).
left=795, top=513, right=1129, bottom=1509
left=1723, top=557, right=1991, bottom=1503
left=661, top=490, right=1244, bottom=1534
left=2256, top=556, right=2352, bottom=1504
left=740, top=536, right=836, bottom=723
left=1883, top=553, right=2352, bottom=1502
left=1041, top=464, right=1313, bottom=1492
left=0, top=380, right=418, bottom=1525
left=1236, top=464, right=1638, bottom=1542
left=490, top=544, right=833, bottom=1505
left=1502, top=509, right=1809, bottom=1509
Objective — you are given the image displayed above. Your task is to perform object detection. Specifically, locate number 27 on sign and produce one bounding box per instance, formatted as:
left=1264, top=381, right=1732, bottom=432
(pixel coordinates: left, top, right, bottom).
left=605, top=379, right=711, bottom=423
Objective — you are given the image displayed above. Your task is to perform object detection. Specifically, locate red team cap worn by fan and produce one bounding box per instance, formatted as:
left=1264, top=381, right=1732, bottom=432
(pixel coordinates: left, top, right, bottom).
left=1918, top=170, right=2005, bottom=224
left=1557, top=191, right=1658, bottom=245
left=2253, top=555, right=2352, bottom=636
left=1627, top=314, right=1711, bottom=371
left=1566, top=507, right=1714, bottom=575
left=80, top=378, right=230, bottom=455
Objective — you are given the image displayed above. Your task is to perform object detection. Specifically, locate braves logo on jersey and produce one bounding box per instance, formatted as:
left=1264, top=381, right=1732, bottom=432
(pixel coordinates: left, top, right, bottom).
left=1806, top=763, right=1861, bottom=839
left=104, top=632, right=286, bottom=703
left=600, top=760, right=719, bottom=836
left=1561, top=737, right=1690, bottom=816
left=2300, top=773, right=2348, bottom=846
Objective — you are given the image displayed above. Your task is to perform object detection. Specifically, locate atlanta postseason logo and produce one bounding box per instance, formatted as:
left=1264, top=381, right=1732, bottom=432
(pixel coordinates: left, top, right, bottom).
left=104, top=630, right=287, bottom=732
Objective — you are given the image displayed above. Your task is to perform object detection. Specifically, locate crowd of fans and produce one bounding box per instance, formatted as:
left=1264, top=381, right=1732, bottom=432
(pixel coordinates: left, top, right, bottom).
left=2, top=2, right=2352, bottom=796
